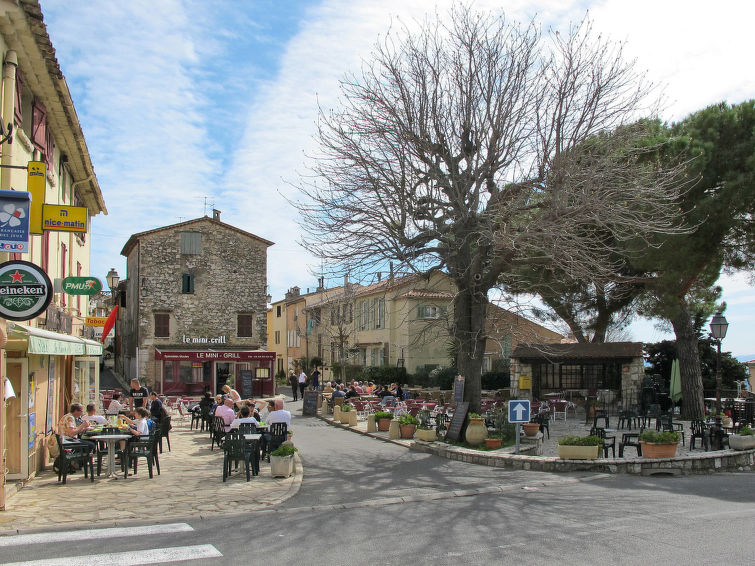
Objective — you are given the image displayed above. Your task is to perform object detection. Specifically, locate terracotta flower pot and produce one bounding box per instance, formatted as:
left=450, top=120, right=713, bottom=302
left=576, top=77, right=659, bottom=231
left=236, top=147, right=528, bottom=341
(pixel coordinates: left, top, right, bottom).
left=465, top=417, right=487, bottom=446
left=485, top=438, right=502, bottom=449
left=399, top=424, right=416, bottom=439
left=377, top=418, right=391, bottom=432
left=640, top=441, right=679, bottom=458
left=522, top=423, right=540, bottom=437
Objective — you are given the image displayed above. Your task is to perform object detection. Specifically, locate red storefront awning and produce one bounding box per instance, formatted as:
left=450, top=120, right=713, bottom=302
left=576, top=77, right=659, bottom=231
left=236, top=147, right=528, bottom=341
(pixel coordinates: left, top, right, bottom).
left=154, top=349, right=276, bottom=362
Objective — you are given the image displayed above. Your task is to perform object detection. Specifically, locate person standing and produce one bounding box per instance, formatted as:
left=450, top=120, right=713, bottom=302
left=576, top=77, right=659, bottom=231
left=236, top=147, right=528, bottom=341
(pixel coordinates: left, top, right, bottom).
left=298, top=369, right=307, bottom=400
left=129, top=378, right=149, bottom=414
left=311, top=366, right=321, bottom=391
left=289, top=370, right=299, bottom=401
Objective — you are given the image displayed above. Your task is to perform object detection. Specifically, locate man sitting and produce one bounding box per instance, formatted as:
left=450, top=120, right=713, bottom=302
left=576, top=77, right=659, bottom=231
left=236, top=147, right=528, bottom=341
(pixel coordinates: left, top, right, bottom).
left=58, top=403, right=95, bottom=451
left=215, top=397, right=237, bottom=432
left=82, top=403, right=107, bottom=425
left=332, top=385, right=346, bottom=400
left=148, top=391, right=164, bottom=422
left=231, top=405, right=260, bottom=429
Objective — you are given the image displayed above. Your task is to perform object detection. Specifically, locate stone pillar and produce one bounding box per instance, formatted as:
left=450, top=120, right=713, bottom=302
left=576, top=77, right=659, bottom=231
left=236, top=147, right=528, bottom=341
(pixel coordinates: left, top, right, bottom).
left=388, top=419, right=400, bottom=439
left=367, top=414, right=377, bottom=432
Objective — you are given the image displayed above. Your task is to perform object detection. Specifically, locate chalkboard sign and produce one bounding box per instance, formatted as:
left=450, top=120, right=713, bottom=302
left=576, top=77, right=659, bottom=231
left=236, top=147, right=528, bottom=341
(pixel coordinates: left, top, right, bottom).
left=453, top=375, right=465, bottom=403
left=446, top=402, right=469, bottom=442
left=302, top=390, right=319, bottom=417
left=240, top=370, right=253, bottom=399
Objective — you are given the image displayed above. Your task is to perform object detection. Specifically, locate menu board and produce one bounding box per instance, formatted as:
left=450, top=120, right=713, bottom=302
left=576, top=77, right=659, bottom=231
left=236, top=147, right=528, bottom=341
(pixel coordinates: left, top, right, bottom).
left=446, top=402, right=469, bottom=442
left=453, top=375, right=465, bottom=403
left=303, top=390, right=319, bottom=417
left=240, top=370, right=253, bottom=399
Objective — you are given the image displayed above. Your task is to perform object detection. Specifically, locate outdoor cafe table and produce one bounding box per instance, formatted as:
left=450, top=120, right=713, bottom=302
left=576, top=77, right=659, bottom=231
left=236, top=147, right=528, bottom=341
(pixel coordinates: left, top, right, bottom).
left=88, top=434, right=132, bottom=479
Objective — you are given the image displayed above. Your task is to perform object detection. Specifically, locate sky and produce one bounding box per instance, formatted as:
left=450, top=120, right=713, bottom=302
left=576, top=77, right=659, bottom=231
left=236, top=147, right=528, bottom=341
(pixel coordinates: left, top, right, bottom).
left=41, top=0, right=754, bottom=356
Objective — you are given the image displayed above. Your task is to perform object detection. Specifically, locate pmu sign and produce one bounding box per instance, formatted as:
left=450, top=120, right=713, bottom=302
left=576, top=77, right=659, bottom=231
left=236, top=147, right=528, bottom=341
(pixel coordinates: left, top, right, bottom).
left=508, top=399, right=530, bottom=424
left=62, top=276, right=102, bottom=295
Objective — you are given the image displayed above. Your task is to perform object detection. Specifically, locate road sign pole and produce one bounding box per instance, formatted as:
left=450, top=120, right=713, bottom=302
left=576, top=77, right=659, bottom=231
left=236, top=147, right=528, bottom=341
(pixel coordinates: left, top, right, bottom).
left=515, top=423, right=520, bottom=454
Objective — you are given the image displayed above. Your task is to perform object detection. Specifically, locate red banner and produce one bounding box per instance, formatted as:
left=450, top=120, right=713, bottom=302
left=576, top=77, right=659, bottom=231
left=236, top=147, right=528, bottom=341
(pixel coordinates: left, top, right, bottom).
left=100, top=305, right=118, bottom=344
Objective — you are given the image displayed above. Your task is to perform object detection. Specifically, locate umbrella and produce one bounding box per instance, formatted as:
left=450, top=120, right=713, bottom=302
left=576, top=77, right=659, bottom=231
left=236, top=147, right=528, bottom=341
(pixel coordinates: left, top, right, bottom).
left=670, top=359, right=682, bottom=403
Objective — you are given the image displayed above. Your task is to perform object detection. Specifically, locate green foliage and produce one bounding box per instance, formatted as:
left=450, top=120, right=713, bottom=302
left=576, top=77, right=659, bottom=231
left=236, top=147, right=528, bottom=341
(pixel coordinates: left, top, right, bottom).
left=558, top=435, right=603, bottom=446
left=416, top=408, right=433, bottom=429
left=374, top=411, right=393, bottom=421
left=738, top=425, right=753, bottom=436
left=270, top=445, right=298, bottom=457
left=410, top=366, right=456, bottom=389
left=639, top=430, right=681, bottom=444
left=398, top=414, right=420, bottom=425
left=340, top=403, right=352, bottom=412
left=358, top=366, right=408, bottom=384
left=481, top=370, right=510, bottom=390
left=468, top=413, right=484, bottom=419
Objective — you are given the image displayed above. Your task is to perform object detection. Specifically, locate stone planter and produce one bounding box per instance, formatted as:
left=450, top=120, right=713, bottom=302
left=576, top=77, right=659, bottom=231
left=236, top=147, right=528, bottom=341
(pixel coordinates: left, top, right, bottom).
left=464, top=417, right=487, bottom=446
left=640, top=441, right=679, bottom=458
left=522, top=423, right=540, bottom=437
left=557, top=445, right=600, bottom=460
left=333, top=405, right=341, bottom=421
left=348, top=410, right=358, bottom=427
left=416, top=428, right=436, bottom=442
left=485, top=438, right=503, bottom=449
left=728, top=435, right=755, bottom=451
left=270, top=455, right=295, bottom=478
left=399, top=424, right=416, bottom=439
left=377, top=418, right=392, bottom=432
left=340, top=410, right=351, bottom=424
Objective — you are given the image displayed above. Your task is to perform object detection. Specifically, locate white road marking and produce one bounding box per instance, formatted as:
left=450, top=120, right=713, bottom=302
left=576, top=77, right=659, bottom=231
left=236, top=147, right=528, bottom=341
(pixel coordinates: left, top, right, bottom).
left=1, top=544, right=222, bottom=566
left=0, top=522, right=194, bottom=547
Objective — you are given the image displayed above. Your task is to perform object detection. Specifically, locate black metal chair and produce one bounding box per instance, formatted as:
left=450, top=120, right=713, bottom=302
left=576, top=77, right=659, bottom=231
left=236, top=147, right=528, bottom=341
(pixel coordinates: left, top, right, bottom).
left=618, top=405, right=640, bottom=430
left=591, top=426, right=616, bottom=458
left=690, top=419, right=709, bottom=451
left=124, top=432, right=160, bottom=478
left=55, top=435, right=94, bottom=484
left=158, top=416, right=171, bottom=453
left=211, top=416, right=227, bottom=451
left=223, top=431, right=252, bottom=482
left=593, top=409, right=609, bottom=429
left=618, top=431, right=643, bottom=457
left=658, top=413, right=685, bottom=446
left=237, top=422, right=257, bottom=434
left=264, top=422, right=288, bottom=462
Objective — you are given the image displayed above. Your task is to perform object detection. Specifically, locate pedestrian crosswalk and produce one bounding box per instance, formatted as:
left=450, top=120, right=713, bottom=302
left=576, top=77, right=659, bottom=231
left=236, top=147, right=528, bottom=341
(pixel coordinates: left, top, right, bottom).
left=0, top=522, right=221, bottom=565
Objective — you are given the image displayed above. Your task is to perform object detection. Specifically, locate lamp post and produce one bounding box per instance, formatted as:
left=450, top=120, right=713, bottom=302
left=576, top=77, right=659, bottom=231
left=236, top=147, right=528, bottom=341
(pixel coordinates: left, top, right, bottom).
left=709, top=311, right=729, bottom=416
left=105, top=268, right=120, bottom=374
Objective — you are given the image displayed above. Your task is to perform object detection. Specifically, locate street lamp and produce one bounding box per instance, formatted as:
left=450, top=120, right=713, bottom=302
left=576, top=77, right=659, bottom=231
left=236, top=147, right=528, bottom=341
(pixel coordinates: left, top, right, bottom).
left=709, top=311, right=729, bottom=416
left=105, top=268, right=120, bottom=373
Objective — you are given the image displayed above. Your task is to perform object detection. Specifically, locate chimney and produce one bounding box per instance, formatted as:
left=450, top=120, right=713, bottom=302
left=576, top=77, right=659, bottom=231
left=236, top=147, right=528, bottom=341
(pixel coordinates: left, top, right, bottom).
left=344, top=274, right=349, bottom=287
left=316, top=277, right=324, bottom=292
left=212, top=209, right=221, bottom=221
left=389, top=262, right=394, bottom=280
left=377, top=272, right=382, bottom=282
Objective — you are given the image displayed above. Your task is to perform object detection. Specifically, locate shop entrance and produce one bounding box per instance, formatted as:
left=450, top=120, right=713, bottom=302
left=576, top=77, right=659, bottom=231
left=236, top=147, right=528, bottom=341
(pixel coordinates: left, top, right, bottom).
left=6, top=359, right=29, bottom=480
left=216, top=362, right=232, bottom=394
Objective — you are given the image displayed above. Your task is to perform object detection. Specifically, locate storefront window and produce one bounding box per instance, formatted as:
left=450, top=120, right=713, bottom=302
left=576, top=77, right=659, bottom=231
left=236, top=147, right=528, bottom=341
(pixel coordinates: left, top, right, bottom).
left=73, top=358, right=98, bottom=409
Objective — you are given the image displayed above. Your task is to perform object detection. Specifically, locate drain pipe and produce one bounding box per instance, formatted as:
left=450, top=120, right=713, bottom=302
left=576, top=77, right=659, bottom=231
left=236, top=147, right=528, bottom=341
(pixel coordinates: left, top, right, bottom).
left=0, top=50, right=17, bottom=191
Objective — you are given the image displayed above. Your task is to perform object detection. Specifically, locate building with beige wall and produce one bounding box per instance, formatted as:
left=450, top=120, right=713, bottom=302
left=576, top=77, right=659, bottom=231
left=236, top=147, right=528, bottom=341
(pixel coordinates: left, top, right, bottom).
left=0, top=1, right=106, bottom=508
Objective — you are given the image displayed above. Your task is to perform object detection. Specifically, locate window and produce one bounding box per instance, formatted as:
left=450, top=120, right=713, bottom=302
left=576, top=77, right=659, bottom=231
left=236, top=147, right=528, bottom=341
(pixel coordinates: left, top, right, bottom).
left=154, top=313, right=170, bottom=337
left=287, top=330, right=300, bottom=347
left=376, top=298, right=385, bottom=329
left=181, top=273, right=194, bottom=294
left=274, top=330, right=280, bottom=345
left=417, top=304, right=445, bottom=319
left=180, top=232, right=202, bottom=254
left=276, top=305, right=282, bottom=317
left=237, top=313, right=253, bottom=337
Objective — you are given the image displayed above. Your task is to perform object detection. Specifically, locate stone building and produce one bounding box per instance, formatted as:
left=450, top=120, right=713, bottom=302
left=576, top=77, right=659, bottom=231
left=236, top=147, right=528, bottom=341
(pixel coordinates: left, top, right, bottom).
left=118, top=212, right=275, bottom=396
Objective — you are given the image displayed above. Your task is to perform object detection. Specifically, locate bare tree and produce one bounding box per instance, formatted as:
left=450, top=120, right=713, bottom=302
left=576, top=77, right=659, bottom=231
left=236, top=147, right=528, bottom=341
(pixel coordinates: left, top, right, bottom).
left=294, top=6, right=685, bottom=411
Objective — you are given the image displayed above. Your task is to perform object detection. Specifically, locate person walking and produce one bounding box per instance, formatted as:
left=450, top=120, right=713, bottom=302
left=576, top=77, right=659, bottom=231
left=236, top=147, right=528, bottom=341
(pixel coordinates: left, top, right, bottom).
left=311, top=366, right=320, bottom=391
left=298, top=369, right=308, bottom=400
left=289, top=370, right=299, bottom=401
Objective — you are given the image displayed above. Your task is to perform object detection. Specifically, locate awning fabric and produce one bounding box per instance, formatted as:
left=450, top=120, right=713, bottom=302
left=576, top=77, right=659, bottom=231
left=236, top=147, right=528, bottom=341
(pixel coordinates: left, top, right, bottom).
left=8, top=322, right=103, bottom=356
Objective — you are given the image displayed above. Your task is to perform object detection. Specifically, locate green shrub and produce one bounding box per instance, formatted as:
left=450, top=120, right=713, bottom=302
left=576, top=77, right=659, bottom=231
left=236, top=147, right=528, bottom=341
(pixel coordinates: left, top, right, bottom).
left=468, top=413, right=484, bottom=419
left=558, top=435, right=603, bottom=446
left=737, top=425, right=753, bottom=436
left=398, top=414, right=419, bottom=425
left=374, top=411, right=393, bottom=421
left=639, top=430, right=681, bottom=444
left=340, top=403, right=352, bottom=412
left=481, top=370, right=510, bottom=390
left=270, top=445, right=298, bottom=457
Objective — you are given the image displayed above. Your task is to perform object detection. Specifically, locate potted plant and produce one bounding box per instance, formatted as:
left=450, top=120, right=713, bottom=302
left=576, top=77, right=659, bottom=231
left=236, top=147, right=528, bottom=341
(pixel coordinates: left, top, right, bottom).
left=374, top=411, right=393, bottom=432
left=270, top=444, right=298, bottom=478
left=485, top=432, right=504, bottom=449
left=397, top=414, right=419, bottom=439
left=729, top=424, right=755, bottom=450
left=522, top=421, right=541, bottom=437
left=639, top=430, right=681, bottom=458
left=340, top=403, right=353, bottom=424
left=557, top=435, right=602, bottom=459
left=465, top=413, right=487, bottom=446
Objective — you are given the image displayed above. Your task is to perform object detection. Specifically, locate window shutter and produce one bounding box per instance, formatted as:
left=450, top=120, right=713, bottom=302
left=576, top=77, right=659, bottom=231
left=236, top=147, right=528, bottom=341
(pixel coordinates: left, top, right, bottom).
left=32, top=100, right=47, bottom=151
left=181, top=273, right=194, bottom=294
left=154, top=313, right=170, bottom=337
left=237, top=313, right=253, bottom=337
left=14, top=70, right=23, bottom=125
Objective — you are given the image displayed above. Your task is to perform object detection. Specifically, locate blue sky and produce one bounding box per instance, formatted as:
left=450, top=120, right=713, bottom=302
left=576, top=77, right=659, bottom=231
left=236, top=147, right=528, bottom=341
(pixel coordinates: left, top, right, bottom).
left=41, top=0, right=754, bottom=356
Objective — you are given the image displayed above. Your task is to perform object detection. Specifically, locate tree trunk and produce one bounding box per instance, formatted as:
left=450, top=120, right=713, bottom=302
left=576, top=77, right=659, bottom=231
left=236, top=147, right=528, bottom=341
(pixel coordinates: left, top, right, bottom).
left=453, top=283, right=488, bottom=413
left=671, top=302, right=705, bottom=420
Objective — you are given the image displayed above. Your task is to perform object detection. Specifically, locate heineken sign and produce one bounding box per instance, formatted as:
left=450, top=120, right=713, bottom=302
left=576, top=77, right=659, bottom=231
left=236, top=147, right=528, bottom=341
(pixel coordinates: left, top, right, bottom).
left=62, top=276, right=102, bottom=295
left=0, top=260, right=52, bottom=321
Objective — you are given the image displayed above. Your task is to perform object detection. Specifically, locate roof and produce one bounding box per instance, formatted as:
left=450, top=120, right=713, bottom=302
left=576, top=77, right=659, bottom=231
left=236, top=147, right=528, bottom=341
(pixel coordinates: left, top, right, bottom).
left=511, top=342, right=644, bottom=360
left=121, top=216, right=275, bottom=256
left=397, top=289, right=454, bottom=299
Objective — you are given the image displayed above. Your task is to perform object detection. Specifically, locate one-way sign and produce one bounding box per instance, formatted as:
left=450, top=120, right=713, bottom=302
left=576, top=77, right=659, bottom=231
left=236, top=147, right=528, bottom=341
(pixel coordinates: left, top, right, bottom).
left=508, top=400, right=530, bottom=423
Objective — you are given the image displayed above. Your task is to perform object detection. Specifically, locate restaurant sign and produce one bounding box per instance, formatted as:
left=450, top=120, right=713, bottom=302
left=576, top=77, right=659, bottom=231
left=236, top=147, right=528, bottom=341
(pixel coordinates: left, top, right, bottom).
left=0, top=260, right=52, bottom=321
left=62, top=276, right=102, bottom=295
left=154, top=349, right=275, bottom=362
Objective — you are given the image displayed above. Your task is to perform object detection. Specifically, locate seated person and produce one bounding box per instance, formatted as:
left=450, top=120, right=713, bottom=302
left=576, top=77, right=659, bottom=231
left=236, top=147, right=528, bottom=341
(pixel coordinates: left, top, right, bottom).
left=82, top=403, right=107, bottom=425
left=214, top=397, right=237, bottom=432
left=105, top=392, right=125, bottom=415
left=332, top=385, right=346, bottom=399
left=120, top=408, right=151, bottom=437
left=345, top=385, right=360, bottom=399
left=322, top=381, right=334, bottom=394
left=395, top=384, right=404, bottom=400
left=211, top=394, right=224, bottom=414
left=267, top=398, right=291, bottom=427
left=377, top=386, right=393, bottom=399
left=231, top=405, right=260, bottom=429
left=148, top=391, right=164, bottom=422
left=354, top=382, right=364, bottom=394
left=58, top=403, right=94, bottom=451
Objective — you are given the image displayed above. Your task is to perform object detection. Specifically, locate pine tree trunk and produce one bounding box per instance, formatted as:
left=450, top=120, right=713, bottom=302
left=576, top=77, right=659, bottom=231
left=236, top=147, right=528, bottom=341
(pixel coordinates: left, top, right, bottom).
left=671, top=302, right=705, bottom=420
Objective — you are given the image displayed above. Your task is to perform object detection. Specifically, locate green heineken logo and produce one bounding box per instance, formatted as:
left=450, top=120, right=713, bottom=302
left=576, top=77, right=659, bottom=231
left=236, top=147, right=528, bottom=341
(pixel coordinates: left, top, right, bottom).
left=0, top=260, right=52, bottom=321
left=62, top=276, right=102, bottom=295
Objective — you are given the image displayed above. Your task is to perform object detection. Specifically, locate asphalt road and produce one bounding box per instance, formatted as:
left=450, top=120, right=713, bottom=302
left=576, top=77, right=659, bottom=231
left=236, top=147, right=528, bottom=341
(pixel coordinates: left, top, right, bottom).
left=2, top=408, right=753, bottom=565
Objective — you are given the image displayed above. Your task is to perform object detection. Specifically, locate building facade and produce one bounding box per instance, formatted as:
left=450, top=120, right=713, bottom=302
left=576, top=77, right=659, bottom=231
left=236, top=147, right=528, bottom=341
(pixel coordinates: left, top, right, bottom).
left=0, top=1, right=106, bottom=507
left=118, top=213, right=275, bottom=397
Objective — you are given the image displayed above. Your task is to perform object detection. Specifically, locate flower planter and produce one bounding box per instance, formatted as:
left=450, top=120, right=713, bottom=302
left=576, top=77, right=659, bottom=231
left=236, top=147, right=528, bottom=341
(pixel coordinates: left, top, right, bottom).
left=728, top=435, right=755, bottom=451
left=464, top=417, right=487, bottom=446
left=557, top=445, right=600, bottom=460
left=348, top=410, right=358, bottom=427
left=399, top=424, right=416, bottom=439
left=522, top=423, right=540, bottom=437
left=377, top=418, right=391, bottom=432
left=270, top=455, right=295, bottom=478
left=416, top=428, right=436, bottom=442
left=340, top=411, right=351, bottom=424
left=485, top=438, right=503, bottom=449
left=640, top=441, right=679, bottom=458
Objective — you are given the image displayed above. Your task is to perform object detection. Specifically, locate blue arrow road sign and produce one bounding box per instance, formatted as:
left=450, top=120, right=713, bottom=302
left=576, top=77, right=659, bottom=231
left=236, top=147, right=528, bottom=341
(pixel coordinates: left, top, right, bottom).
left=508, top=400, right=530, bottom=423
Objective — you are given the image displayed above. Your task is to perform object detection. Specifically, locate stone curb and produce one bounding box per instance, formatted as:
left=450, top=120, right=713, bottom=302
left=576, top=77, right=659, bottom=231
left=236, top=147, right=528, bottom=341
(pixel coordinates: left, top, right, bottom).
left=317, top=413, right=755, bottom=475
